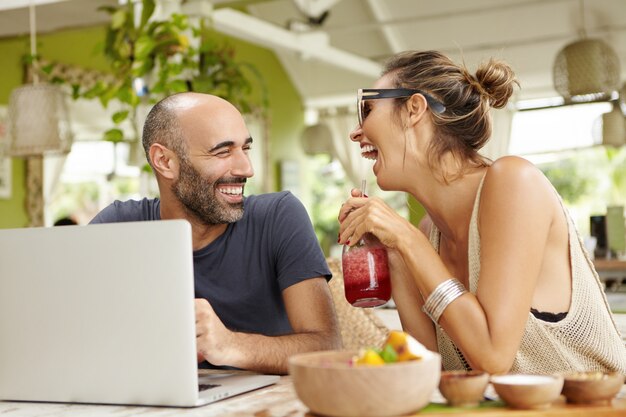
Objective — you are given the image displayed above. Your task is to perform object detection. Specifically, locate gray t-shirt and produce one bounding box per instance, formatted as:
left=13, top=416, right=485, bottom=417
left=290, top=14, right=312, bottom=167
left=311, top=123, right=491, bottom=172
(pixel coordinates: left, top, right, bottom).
left=90, top=191, right=331, bottom=337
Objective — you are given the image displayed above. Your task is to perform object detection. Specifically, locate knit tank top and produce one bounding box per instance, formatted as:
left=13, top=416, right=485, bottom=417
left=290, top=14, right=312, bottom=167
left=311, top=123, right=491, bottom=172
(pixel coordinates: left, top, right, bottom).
left=429, top=174, right=626, bottom=374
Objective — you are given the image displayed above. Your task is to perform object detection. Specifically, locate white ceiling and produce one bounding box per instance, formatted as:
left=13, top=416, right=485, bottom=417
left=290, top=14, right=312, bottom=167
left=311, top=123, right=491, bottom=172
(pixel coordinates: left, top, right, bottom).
left=2, top=0, right=625, bottom=109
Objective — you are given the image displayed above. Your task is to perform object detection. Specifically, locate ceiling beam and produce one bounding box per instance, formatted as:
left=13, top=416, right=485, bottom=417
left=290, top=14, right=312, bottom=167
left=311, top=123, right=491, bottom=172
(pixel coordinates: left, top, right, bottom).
left=183, top=4, right=381, bottom=78
left=0, top=0, right=70, bottom=11
left=365, top=0, right=403, bottom=54
left=322, top=0, right=570, bottom=34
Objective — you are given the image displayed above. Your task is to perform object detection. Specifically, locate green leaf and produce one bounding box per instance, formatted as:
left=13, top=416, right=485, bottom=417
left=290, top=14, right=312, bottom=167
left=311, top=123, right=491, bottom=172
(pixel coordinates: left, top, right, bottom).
left=131, top=57, right=154, bottom=77
left=135, top=35, right=156, bottom=60
left=100, top=82, right=123, bottom=107
left=166, top=79, right=189, bottom=93
left=41, top=63, right=54, bottom=75
left=152, top=38, right=179, bottom=56
left=71, top=84, right=81, bottom=100
left=379, top=344, right=398, bottom=363
left=128, top=92, right=140, bottom=107
left=139, top=0, right=156, bottom=29
left=112, top=110, right=130, bottom=124
left=103, top=128, right=124, bottom=143
left=115, top=39, right=132, bottom=59
left=82, top=81, right=107, bottom=100
left=170, top=13, right=188, bottom=29
left=22, top=54, right=36, bottom=65
left=110, top=9, right=126, bottom=30
left=116, top=86, right=133, bottom=104
left=97, top=6, right=117, bottom=15
left=192, top=75, right=215, bottom=93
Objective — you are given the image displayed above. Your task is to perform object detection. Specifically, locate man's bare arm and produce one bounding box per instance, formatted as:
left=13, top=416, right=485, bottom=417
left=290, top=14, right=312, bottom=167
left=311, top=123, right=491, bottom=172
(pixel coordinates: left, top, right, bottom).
left=196, top=278, right=341, bottom=374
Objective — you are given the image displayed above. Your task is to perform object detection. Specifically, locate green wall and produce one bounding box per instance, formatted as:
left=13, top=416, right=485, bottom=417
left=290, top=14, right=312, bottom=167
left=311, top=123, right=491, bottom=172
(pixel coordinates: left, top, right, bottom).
left=0, top=26, right=113, bottom=229
left=0, top=24, right=304, bottom=228
left=0, top=160, right=27, bottom=229
left=408, top=194, right=426, bottom=227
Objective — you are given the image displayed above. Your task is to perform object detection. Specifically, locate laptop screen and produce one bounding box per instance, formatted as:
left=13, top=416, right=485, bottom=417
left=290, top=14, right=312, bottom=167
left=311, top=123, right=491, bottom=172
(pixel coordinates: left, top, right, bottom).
left=0, top=220, right=203, bottom=406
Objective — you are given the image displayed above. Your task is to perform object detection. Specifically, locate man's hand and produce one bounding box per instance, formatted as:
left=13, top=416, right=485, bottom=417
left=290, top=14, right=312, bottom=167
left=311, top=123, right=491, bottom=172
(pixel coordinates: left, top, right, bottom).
left=195, top=298, right=235, bottom=366
left=194, top=278, right=340, bottom=374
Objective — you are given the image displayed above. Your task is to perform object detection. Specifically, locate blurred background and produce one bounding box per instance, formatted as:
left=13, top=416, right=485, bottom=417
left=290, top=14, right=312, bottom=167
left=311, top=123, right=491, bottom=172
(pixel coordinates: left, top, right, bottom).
left=0, top=0, right=625, bottom=271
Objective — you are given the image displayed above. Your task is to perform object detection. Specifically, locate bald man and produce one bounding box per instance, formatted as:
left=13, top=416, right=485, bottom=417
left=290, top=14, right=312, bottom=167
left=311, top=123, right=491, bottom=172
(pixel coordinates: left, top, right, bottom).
left=90, top=93, right=341, bottom=374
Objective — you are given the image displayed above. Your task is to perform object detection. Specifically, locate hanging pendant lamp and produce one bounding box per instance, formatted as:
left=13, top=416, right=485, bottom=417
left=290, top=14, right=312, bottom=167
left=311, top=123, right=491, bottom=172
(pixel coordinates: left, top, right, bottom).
left=600, top=103, right=626, bottom=147
left=5, top=3, right=73, bottom=157
left=552, top=0, right=621, bottom=100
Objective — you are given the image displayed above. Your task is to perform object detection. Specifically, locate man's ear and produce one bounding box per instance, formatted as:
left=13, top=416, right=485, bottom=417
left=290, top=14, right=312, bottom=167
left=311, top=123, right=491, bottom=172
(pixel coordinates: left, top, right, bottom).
left=149, top=143, right=178, bottom=180
left=406, top=93, right=430, bottom=126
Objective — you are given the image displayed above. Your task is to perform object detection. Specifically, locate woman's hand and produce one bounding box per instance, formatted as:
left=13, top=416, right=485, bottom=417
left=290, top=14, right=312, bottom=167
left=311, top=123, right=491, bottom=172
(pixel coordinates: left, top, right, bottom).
left=338, top=189, right=415, bottom=250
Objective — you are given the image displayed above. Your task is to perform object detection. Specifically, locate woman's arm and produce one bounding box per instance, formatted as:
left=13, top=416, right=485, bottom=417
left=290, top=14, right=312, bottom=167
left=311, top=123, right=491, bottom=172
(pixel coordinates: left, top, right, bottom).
left=388, top=249, right=439, bottom=352
left=396, top=158, right=558, bottom=373
left=338, top=157, right=562, bottom=373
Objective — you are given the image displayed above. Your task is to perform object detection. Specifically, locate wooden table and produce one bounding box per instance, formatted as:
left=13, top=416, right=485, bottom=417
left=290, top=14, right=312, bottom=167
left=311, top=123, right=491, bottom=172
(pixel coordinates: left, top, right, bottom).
left=0, top=375, right=624, bottom=417
left=594, top=259, right=626, bottom=274
left=594, top=259, right=626, bottom=291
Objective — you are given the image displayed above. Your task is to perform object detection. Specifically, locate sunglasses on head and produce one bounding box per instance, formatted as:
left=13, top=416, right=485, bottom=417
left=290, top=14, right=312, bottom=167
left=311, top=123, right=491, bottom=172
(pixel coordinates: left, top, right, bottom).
left=357, top=88, right=446, bottom=126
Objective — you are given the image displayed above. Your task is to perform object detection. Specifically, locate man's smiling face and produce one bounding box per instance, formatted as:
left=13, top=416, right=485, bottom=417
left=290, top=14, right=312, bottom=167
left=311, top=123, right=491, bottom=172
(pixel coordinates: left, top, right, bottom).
left=171, top=95, right=254, bottom=225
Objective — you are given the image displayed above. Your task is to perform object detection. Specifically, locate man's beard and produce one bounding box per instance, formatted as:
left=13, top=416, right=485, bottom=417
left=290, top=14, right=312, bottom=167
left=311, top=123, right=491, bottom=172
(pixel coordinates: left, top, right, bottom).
left=172, top=158, right=245, bottom=225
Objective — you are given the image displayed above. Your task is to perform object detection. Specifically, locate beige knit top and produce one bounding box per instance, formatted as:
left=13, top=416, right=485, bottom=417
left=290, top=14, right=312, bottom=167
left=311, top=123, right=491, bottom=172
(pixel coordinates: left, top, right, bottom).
left=430, top=175, right=626, bottom=374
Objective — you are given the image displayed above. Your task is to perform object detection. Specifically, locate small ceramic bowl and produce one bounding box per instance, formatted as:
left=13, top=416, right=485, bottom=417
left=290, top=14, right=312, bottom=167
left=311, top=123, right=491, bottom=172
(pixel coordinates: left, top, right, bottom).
left=561, top=371, right=624, bottom=404
left=289, top=349, right=441, bottom=417
left=438, top=370, right=489, bottom=407
left=491, top=374, right=564, bottom=409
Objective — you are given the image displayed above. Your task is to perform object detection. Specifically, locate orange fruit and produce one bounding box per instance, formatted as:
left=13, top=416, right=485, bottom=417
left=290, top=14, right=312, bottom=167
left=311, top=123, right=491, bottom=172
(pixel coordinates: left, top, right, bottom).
left=384, top=330, right=427, bottom=362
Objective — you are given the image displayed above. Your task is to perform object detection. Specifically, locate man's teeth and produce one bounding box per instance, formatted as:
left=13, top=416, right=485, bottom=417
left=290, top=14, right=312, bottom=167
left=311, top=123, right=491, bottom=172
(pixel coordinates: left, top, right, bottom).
left=219, top=186, right=243, bottom=195
left=361, top=144, right=378, bottom=160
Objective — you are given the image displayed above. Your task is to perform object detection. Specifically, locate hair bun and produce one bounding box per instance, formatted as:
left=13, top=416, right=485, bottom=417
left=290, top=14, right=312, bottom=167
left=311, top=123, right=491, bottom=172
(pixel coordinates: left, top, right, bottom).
left=475, top=58, right=518, bottom=109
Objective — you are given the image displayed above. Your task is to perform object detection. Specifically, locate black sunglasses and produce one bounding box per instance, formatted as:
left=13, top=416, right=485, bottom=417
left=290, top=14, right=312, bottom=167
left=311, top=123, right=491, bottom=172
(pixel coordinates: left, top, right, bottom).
left=357, top=88, right=446, bottom=126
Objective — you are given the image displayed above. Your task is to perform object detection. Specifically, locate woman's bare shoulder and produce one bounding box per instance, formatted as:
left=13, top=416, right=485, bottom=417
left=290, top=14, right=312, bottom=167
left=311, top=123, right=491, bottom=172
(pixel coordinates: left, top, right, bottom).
left=490, top=155, right=538, bottom=175
left=486, top=156, right=551, bottom=193
left=481, top=156, right=557, bottom=221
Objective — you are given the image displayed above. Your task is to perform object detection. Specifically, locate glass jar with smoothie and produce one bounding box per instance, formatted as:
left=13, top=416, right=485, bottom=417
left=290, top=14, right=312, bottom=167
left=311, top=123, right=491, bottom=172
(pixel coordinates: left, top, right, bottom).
left=341, top=232, right=391, bottom=308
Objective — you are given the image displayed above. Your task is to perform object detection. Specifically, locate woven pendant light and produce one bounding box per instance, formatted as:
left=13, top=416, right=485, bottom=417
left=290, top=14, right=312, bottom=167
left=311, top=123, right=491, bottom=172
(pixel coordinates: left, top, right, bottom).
left=552, top=0, right=621, bottom=99
left=7, top=84, right=73, bottom=156
left=5, top=3, right=73, bottom=157
left=600, top=103, right=626, bottom=147
left=301, top=123, right=334, bottom=155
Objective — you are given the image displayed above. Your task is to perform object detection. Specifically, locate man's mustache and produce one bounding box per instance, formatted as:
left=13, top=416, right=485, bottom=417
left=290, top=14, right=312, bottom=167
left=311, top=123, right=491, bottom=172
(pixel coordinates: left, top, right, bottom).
left=216, top=177, right=247, bottom=185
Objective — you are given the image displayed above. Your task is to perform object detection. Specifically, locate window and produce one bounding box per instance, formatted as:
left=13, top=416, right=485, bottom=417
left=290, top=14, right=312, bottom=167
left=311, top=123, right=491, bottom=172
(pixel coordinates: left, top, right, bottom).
left=509, top=102, right=611, bottom=156
left=508, top=101, right=625, bottom=236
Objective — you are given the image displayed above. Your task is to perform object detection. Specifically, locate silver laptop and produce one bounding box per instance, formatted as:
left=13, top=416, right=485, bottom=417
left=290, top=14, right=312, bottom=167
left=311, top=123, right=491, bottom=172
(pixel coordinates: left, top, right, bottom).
left=0, top=220, right=279, bottom=407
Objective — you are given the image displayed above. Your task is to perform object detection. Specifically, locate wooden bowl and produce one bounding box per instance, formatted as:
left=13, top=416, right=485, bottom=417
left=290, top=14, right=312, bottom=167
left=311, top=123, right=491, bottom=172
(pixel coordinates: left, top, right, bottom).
left=561, top=371, right=624, bottom=404
left=289, top=349, right=441, bottom=417
left=438, top=370, right=489, bottom=407
left=491, top=374, right=564, bottom=409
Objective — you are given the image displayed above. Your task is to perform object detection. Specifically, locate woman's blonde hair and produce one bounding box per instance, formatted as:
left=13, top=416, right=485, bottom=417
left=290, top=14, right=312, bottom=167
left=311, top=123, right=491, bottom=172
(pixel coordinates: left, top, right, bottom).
left=383, top=50, right=519, bottom=182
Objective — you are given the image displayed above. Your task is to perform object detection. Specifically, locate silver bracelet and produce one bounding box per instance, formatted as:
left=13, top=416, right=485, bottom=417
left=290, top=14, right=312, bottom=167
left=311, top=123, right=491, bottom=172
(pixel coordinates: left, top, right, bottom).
left=422, top=278, right=467, bottom=324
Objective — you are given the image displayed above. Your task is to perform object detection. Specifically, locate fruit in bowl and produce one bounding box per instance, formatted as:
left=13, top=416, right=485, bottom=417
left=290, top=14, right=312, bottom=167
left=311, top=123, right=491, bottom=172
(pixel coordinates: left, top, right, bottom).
left=352, top=330, right=428, bottom=366
left=289, top=332, right=440, bottom=417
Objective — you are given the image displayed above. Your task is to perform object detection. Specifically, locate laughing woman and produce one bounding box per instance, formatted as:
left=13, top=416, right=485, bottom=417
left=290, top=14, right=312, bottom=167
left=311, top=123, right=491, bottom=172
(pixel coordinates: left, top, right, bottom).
left=338, top=50, right=626, bottom=374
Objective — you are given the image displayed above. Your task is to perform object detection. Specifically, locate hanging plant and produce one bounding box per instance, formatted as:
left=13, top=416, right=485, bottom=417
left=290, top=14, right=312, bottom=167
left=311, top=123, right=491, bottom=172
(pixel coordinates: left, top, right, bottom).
left=49, top=0, right=266, bottom=148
